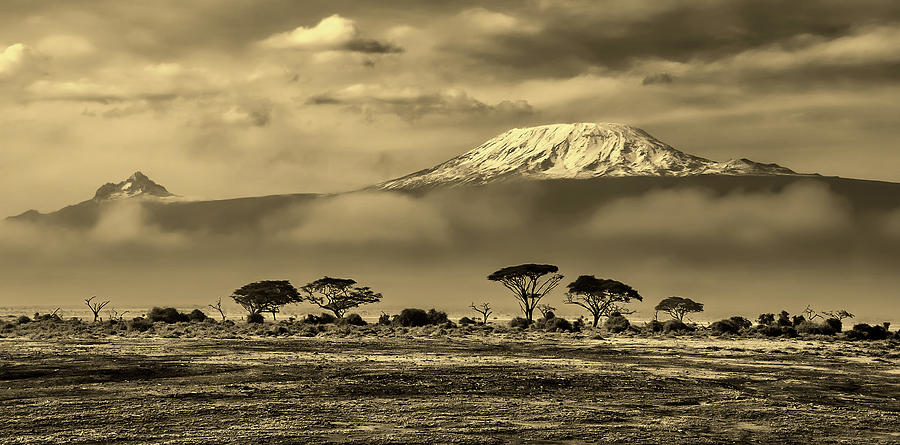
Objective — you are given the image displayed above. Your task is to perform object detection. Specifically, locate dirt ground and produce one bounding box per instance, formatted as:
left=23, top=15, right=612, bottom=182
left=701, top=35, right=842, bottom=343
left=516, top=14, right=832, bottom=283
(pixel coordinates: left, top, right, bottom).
left=1, top=334, right=898, bottom=444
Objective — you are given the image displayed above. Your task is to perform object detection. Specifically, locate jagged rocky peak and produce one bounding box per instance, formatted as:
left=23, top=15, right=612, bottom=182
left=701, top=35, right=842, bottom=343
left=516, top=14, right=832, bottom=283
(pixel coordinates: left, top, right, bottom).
left=378, top=122, right=801, bottom=190
left=92, top=171, right=175, bottom=201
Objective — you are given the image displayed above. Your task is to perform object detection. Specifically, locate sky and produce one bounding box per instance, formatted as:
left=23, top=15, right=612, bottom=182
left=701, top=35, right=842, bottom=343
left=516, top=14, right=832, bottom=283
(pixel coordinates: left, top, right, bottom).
left=2, top=1, right=900, bottom=322
left=2, top=0, right=900, bottom=218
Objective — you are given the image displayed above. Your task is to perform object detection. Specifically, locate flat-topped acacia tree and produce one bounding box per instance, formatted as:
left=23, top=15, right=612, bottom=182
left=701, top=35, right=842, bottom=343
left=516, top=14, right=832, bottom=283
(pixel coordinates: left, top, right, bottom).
left=230, top=280, right=301, bottom=321
left=655, top=296, right=704, bottom=322
left=487, top=264, right=563, bottom=322
left=301, top=277, right=382, bottom=318
left=564, top=275, right=643, bottom=327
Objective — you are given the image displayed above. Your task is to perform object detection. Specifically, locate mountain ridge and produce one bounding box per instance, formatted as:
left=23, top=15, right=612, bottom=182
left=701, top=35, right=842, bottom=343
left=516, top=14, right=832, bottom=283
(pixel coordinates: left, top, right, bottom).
left=378, top=123, right=802, bottom=190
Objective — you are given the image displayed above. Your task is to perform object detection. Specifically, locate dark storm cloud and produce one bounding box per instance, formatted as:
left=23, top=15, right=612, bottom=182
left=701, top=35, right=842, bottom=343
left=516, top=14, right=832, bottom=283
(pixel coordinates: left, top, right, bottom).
left=642, top=73, right=674, bottom=85
left=448, top=0, right=900, bottom=78
left=343, top=38, right=403, bottom=54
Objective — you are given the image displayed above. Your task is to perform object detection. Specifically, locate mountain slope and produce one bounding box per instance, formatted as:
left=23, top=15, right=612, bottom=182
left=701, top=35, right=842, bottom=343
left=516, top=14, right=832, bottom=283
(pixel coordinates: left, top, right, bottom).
left=378, top=123, right=800, bottom=190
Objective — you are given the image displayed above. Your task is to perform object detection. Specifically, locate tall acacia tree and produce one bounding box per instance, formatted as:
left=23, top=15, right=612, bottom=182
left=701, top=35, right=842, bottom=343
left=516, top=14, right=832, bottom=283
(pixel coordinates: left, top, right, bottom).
left=655, top=296, right=704, bottom=322
left=230, top=280, right=301, bottom=321
left=487, top=264, right=563, bottom=322
left=564, top=275, right=642, bottom=327
left=301, top=277, right=382, bottom=318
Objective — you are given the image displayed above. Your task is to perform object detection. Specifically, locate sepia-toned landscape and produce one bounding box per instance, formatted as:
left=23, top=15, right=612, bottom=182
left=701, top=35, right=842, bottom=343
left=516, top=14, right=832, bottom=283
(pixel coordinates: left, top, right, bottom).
left=3, top=1, right=900, bottom=443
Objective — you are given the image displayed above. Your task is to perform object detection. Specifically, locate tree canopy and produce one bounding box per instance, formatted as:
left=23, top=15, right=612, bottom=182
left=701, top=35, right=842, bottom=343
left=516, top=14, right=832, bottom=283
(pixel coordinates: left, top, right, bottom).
left=230, top=280, right=301, bottom=319
left=301, top=276, right=382, bottom=318
left=655, top=296, right=704, bottom=322
left=488, top=263, right=563, bottom=321
left=564, top=275, right=642, bottom=327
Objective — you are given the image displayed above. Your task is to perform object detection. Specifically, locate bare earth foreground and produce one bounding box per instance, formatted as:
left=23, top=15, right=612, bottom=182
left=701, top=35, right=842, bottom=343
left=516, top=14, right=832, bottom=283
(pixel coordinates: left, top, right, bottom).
left=1, top=334, right=898, bottom=444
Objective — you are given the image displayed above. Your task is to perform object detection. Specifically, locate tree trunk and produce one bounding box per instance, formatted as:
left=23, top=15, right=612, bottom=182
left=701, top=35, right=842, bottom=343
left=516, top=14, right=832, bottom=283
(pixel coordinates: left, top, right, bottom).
left=592, top=314, right=600, bottom=328
left=524, top=307, right=534, bottom=322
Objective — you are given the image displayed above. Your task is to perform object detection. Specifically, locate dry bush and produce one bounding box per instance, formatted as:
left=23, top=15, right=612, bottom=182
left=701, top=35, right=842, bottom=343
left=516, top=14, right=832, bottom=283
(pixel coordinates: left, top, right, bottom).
left=148, top=307, right=189, bottom=323
left=509, top=317, right=532, bottom=329
left=604, top=314, right=630, bottom=333
left=846, top=323, right=890, bottom=340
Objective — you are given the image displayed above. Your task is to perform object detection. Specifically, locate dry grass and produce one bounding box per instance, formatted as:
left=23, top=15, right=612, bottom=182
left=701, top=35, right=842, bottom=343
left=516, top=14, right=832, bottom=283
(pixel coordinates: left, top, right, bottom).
left=0, top=330, right=898, bottom=443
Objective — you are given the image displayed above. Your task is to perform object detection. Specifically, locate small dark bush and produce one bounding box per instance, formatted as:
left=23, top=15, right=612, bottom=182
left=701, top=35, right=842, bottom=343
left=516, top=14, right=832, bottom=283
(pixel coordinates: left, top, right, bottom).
left=605, top=314, right=630, bottom=333
left=378, top=313, right=391, bottom=325
left=542, top=311, right=556, bottom=320
left=398, top=308, right=430, bottom=327
left=187, top=309, right=208, bottom=322
left=645, top=320, right=664, bottom=333
left=711, top=316, right=752, bottom=336
left=756, top=324, right=797, bottom=337
left=792, top=315, right=806, bottom=327
left=305, top=313, right=336, bottom=324
left=797, top=320, right=839, bottom=336
left=663, top=320, right=694, bottom=333
left=776, top=311, right=792, bottom=327
left=846, top=323, right=889, bottom=340
left=128, top=317, right=153, bottom=332
left=545, top=317, right=574, bottom=332
left=573, top=317, right=585, bottom=332
left=426, top=309, right=449, bottom=325
left=509, top=317, right=532, bottom=329
left=16, top=315, right=31, bottom=325
left=824, top=318, right=842, bottom=333
left=147, top=307, right=189, bottom=323
left=729, top=316, right=753, bottom=330
left=342, top=313, right=367, bottom=326
left=757, top=313, right=775, bottom=325
left=458, top=316, right=476, bottom=326
left=247, top=312, right=265, bottom=324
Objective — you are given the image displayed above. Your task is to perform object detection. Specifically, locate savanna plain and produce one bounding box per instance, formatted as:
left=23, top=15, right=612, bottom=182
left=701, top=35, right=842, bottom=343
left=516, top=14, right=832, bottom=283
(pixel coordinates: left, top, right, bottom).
left=1, top=319, right=899, bottom=444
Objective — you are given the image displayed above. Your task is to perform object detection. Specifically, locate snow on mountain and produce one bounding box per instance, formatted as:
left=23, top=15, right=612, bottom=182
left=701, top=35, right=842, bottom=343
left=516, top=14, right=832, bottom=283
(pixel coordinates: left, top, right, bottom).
left=92, top=171, right=175, bottom=201
left=378, top=123, right=800, bottom=190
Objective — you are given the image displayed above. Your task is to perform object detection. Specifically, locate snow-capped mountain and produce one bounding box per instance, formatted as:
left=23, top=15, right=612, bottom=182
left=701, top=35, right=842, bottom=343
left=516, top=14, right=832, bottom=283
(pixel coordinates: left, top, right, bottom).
left=93, top=171, right=175, bottom=201
left=379, top=123, right=800, bottom=190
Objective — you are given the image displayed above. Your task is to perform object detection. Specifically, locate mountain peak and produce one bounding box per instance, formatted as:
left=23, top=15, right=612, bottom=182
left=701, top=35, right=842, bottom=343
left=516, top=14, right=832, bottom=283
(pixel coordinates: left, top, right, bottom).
left=93, top=171, right=175, bottom=201
left=378, top=122, right=801, bottom=190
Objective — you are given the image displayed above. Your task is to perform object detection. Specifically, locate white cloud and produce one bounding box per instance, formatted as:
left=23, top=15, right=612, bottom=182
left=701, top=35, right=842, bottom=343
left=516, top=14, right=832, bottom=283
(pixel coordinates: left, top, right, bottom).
left=262, top=14, right=358, bottom=50
left=0, top=43, right=39, bottom=78
left=276, top=192, right=450, bottom=245
left=260, top=14, right=400, bottom=53
left=25, top=62, right=224, bottom=102
left=581, top=182, right=851, bottom=246
left=457, top=8, right=534, bottom=34
left=35, top=34, right=95, bottom=58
